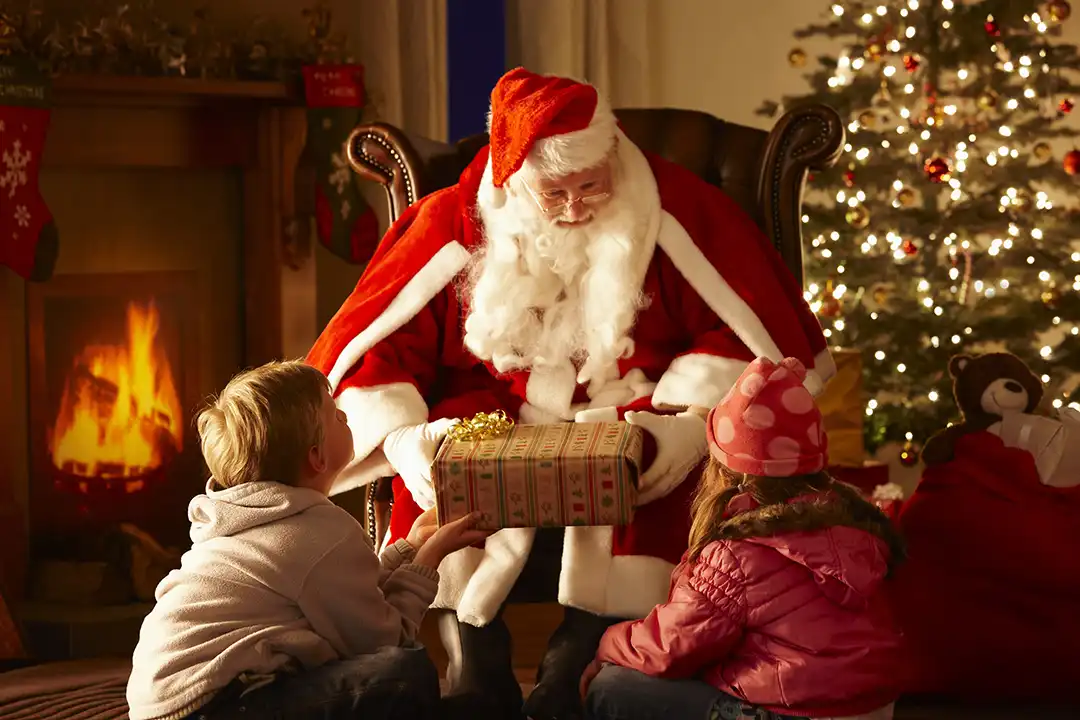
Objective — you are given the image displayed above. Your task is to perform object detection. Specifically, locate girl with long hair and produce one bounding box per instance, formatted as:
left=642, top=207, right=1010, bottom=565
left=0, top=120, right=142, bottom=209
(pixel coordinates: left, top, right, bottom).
left=581, top=357, right=905, bottom=720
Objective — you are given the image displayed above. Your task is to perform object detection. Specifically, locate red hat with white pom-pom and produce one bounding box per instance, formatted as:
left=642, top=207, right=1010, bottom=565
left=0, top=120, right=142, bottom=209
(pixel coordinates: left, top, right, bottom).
left=706, top=357, right=828, bottom=477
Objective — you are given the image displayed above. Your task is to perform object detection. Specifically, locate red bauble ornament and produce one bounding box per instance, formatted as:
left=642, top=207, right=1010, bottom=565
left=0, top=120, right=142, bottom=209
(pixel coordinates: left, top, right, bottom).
left=1061, top=98, right=1075, bottom=114
left=902, top=238, right=919, bottom=256
left=844, top=169, right=856, bottom=187
left=924, top=156, right=951, bottom=183
left=903, top=54, right=920, bottom=72
left=899, top=441, right=920, bottom=467
left=985, top=19, right=1001, bottom=36
left=819, top=294, right=842, bottom=318
left=1065, top=149, right=1080, bottom=176
left=1048, top=0, right=1072, bottom=23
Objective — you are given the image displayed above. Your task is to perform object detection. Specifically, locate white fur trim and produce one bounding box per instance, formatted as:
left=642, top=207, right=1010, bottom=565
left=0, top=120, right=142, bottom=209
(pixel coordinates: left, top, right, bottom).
left=433, top=528, right=536, bottom=627
left=432, top=524, right=674, bottom=624
left=330, top=383, right=428, bottom=495
left=326, top=241, right=473, bottom=393
left=559, top=526, right=674, bottom=619
left=656, top=214, right=784, bottom=365
left=652, top=354, right=749, bottom=410
left=331, top=450, right=394, bottom=496
left=806, top=346, right=837, bottom=397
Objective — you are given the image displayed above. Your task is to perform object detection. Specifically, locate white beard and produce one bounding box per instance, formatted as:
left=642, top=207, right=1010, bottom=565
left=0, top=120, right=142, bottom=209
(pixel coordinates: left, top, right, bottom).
left=462, top=139, right=659, bottom=391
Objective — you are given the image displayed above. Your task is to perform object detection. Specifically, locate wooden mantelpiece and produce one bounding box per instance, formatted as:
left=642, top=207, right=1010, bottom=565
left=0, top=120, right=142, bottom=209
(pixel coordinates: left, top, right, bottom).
left=41, top=73, right=315, bottom=366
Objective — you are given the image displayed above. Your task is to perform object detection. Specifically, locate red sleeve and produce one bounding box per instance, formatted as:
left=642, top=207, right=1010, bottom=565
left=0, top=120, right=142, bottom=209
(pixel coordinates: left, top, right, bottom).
left=337, top=288, right=450, bottom=398
left=595, top=544, right=746, bottom=679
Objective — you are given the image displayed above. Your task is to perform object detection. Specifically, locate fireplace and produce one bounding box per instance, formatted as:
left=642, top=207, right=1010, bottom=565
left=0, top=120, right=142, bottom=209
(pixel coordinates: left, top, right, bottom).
left=26, top=272, right=201, bottom=559
left=0, top=76, right=318, bottom=644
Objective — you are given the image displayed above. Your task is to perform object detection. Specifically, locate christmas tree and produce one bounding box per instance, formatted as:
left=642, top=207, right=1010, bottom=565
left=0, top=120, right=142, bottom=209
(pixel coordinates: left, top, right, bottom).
left=761, top=0, right=1080, bottom=458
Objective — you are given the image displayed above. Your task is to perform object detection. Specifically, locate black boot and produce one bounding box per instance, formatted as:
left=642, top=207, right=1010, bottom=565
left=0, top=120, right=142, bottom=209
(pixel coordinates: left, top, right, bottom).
left=443, top=609, right=524, bottom=720
left=523, top=606, right=621, bottom=720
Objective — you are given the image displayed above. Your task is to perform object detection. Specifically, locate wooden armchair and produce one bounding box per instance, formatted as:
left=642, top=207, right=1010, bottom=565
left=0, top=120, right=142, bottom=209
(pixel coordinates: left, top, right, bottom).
left=345, top=104, right=845, bottom=548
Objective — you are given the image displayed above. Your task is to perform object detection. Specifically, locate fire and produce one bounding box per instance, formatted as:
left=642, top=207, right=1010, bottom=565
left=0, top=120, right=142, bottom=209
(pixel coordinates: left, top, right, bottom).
left=49, top=301, right=183, bottom=481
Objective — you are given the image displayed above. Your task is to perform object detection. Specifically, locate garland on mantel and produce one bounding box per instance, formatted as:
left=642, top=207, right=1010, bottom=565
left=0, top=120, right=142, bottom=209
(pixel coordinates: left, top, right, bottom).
left=1, top=0, right=350, bottom=84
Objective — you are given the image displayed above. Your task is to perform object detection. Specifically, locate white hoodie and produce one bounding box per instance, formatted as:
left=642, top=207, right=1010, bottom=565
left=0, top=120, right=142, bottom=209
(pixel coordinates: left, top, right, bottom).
left=126, top=481, right=438, bottom=720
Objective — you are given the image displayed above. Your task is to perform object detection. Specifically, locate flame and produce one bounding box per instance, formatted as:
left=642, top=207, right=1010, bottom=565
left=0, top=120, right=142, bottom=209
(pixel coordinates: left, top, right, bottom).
left=49, top=301, right=183, bottom=480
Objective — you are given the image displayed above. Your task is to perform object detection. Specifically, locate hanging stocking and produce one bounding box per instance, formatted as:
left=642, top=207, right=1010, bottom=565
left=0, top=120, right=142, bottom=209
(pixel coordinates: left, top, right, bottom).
left=300, top=63, right=379, bottom=264
left=0, top=53, right=59, bottom=282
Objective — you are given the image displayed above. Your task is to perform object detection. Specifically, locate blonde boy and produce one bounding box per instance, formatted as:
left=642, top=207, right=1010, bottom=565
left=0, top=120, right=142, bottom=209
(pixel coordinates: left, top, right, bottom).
left=126, top=361, right=486, bottom=720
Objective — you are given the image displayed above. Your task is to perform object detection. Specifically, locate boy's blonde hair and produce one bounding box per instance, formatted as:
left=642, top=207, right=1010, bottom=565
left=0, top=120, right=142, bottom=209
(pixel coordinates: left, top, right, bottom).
left=196, top=360, right=329, bottom=488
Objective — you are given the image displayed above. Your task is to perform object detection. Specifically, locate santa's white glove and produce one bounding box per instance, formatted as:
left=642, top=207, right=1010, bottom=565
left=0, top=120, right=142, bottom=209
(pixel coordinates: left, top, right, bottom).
left=381, top=418, right=459, bottom=510
left=626, top=410, right=708, bottom=505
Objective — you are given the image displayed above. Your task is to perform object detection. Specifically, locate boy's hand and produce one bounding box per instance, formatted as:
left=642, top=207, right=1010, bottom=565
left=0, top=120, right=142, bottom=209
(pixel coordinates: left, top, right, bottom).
left=413, top=512, right=491, bottom=570
left=406, top=508, right=439, bottom=550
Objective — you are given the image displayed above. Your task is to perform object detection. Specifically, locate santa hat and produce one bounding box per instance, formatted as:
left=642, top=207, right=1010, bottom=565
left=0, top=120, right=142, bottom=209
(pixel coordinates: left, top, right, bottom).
left=483, top=68, right=618, bottom=198
left=706, top=357, right=828, bottom=478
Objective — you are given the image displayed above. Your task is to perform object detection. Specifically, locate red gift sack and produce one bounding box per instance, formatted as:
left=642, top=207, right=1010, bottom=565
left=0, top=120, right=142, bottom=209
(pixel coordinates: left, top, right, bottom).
left=887, top=431, right=1080, bottom=699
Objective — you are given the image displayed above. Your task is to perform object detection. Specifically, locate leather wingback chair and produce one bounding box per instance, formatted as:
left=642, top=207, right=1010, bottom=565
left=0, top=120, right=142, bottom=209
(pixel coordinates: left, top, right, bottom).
left=344, top=104, right=845, bottom=548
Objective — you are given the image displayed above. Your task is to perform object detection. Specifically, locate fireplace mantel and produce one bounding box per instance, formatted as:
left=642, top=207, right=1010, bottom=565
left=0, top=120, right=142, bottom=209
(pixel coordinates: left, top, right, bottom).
left=0, top=74, right=318, bottom=601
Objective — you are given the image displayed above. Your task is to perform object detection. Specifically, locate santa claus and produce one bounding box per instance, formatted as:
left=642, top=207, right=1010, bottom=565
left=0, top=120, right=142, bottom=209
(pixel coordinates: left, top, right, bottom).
left=307, top=68, right=833, bottom=720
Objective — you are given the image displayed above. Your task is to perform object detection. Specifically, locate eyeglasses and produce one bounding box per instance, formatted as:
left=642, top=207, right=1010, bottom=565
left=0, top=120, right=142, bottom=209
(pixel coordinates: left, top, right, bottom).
left=521, top=181, right=612, bottom=218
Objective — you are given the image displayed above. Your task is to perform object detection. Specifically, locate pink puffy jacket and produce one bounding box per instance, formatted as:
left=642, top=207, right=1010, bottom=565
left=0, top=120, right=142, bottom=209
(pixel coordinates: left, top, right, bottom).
left=595, top=523, right=903, bottom=718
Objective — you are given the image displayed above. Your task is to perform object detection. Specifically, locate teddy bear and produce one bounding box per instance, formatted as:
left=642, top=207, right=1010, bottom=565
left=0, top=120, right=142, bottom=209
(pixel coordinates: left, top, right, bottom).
left=919, top=352, right=1043, bottom=467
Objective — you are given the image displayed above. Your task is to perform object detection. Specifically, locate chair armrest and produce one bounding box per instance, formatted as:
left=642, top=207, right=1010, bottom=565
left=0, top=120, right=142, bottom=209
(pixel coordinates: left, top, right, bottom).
left=346, top=122, right=428, bottom=225
left=757, top=104, right=845, bottom=287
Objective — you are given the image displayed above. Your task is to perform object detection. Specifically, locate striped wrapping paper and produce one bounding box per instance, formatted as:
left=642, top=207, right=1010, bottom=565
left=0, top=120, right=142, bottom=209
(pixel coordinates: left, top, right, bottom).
left=433, top=421, right=643, bottom=530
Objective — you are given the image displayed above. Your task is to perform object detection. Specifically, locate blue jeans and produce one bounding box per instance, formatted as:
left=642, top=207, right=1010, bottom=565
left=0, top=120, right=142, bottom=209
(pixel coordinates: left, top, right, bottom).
left=585, top=665, right=809, bottom=720
left=186, top=645, right=441, bottom=720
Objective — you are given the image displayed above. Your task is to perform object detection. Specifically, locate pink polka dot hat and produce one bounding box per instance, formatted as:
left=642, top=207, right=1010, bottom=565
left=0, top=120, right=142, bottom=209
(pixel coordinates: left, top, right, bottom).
left=705, top=356, right=828, bottom=477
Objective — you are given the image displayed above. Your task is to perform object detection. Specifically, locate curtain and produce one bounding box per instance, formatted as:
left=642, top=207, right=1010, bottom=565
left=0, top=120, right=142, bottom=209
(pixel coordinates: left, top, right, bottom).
left=507, top=0, right=658, bottom=108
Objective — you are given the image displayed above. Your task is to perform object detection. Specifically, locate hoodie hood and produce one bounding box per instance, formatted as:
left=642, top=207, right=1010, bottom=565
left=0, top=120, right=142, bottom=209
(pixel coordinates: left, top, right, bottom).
left=746, top=526, right=889, bottom=609
left=188, top=480, right=330, bottom=544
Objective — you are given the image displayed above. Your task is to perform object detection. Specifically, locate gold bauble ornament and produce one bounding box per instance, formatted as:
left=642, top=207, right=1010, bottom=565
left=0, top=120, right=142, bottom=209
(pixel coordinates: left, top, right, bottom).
left=866, top=41, right=884, bottom=61
left=846, top=205, right=871, bottom=229
left=977, top=89, right=999, bottom=110
left=1048, top=0, right=1072, bottom=23
left=788, top=47, right=808, bottom=67
left=858, top=110, right=878, bottom=129
left=897, top=188, right=917, bottom=207
left=1013, top=188, right=1033, bottom=212
left=1033, top=142, right=1053, bottom=162
left=1042, top=287, right=1061, bottom=308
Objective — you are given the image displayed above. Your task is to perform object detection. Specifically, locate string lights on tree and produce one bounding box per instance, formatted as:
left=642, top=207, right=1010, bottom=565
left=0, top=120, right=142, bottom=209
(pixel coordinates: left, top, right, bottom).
left=760, top=0, right=1080, bottom=455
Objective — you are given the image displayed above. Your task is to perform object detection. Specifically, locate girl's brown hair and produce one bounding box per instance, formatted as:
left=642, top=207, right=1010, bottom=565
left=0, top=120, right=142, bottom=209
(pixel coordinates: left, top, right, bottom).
left=687, top=457, right=906, bottom=571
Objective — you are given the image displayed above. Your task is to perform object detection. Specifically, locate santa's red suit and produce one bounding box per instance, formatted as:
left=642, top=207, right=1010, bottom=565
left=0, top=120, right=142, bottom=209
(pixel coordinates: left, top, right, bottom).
left=307, top=70, right=833, bottom=631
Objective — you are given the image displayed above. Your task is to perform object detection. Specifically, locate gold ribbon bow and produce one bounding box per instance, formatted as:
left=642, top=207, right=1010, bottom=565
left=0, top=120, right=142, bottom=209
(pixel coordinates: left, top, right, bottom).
left=445, top=410, right=515, bottom=442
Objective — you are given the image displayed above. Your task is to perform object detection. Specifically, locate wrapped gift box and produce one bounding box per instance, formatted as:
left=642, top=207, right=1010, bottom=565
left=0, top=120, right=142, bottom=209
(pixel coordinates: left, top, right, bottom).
left=433, top=421, right=643, bottom=530
left=817, top=349, right=866, bottom=466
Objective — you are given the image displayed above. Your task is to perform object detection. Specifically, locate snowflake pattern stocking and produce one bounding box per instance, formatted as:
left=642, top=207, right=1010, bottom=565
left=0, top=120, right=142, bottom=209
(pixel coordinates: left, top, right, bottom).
left=0, top=55, right=59, bottom=282
left=300, top=64, right=379, bottom=265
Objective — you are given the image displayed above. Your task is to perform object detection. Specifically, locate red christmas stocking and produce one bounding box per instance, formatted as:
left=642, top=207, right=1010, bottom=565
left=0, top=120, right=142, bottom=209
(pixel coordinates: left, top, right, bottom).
left=300, top=64, right=380, bottom=265
left=0, top=54, right=59, bottom=282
